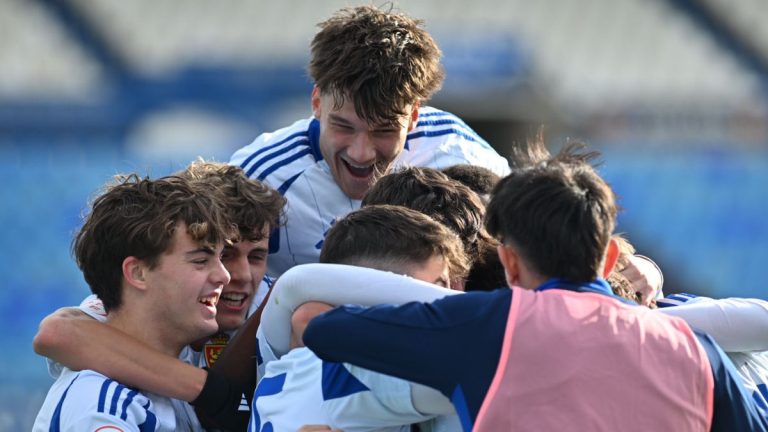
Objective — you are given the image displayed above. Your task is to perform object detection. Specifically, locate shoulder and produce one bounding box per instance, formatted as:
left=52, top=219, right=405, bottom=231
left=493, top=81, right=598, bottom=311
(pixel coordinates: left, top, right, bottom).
left=402, top=107, right=510, bottom=176
left=230, top=117, right=322, bottom=187
left=52, top=370, right=160, bottom=430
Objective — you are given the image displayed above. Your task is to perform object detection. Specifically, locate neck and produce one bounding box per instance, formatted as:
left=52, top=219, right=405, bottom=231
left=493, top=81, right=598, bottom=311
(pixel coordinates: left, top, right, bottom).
left=106, top=305, right=184, bottom=358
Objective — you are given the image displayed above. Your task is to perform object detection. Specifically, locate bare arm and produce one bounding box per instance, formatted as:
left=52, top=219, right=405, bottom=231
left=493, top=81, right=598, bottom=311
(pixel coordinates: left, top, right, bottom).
left=33, top=306, right=206, bottom=401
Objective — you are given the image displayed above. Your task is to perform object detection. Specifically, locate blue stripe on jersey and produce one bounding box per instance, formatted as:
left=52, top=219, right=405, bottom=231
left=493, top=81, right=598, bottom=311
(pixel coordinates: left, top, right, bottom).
left=239, top=130, right=309, bottom=171
left=109, top=383, right=128, bottom=415
left=257, top=148, right=313, bottom=181
left=407, top=128, right=482, bottom=146
left=251, top=373, right=287, bottom=432
left=451, top=385, right=473, bottom=432
left=246, top=139, right=310, bottom=178
left=267, top=226, right=280, bottom=255
left=97, top=379, right=113, bottom=413
left=277, top=171, right=303, bottom=195
left=755, top=384, right=768, bottom=411
left=50, top=373, right=80, bottom=432
left=120, top=389, right=139, bottom=420
left=321, top=362, right=370, bottom=401
left=138, top=400, right=156, bottom=432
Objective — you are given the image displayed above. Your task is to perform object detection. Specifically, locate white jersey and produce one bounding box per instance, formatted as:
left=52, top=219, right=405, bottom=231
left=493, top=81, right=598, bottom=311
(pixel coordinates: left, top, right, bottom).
left=33, top=367, right=187, bottom=431
left=251, top=347, right=459, bottom=432
left=657, top=293, right=768, bottom=411
left=230, top=108, right=511, bottom=276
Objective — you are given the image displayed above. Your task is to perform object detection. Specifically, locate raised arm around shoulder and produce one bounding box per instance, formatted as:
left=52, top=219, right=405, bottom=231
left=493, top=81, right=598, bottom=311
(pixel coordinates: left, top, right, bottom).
left=262, top=263, right=459, bottom=358
left=34, top=305, right=207, bottom=402
left=660, top=297, right=768, bottom=352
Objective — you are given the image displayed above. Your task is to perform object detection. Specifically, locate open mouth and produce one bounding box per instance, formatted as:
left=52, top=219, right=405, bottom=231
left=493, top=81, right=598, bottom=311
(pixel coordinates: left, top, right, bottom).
left=342, top=159, right=374, bottom=178
left=219, top=292, right=248, bottom=310
left=198, top=293, right=220, bottom=308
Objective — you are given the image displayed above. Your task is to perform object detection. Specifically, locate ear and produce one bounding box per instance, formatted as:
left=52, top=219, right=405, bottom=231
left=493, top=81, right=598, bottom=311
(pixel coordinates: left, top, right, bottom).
left=311, top=86, right=321, bottom=118
left=122, top=256, right=149, bottom=291
left=602, top=237, right=620, bottom=278
left=406, top=101, right=420, bottom=132
left=497, top=244, right=520, bottom=287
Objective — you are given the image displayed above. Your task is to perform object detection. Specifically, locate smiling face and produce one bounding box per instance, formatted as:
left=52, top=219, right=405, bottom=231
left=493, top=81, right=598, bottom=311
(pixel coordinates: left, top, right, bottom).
left=312, top=87, right=419, bottom=200
left=217, top=226, right=269, bottom=332
left=144, top=223, right=230, bottom=346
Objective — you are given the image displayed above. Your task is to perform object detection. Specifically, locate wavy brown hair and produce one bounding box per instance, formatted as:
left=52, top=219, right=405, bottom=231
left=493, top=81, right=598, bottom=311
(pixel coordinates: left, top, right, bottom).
left=309, top=5, right=444, bottom=124
left=180, top=160, right=285, bottom=241
left=73, top=174, right=236, bottom=312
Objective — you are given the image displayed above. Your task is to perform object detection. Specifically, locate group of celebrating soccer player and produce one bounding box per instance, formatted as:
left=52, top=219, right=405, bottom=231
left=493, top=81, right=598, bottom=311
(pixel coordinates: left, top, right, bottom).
left=32, top=4, right=767, bottom=432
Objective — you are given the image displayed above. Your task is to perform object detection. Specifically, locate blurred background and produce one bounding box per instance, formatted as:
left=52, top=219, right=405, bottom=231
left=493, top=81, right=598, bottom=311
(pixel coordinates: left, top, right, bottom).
left=2, top=0, right=767, bottom=428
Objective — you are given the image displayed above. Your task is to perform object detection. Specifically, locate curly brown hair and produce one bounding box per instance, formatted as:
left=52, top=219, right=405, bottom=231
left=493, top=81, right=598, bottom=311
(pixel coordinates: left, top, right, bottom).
left=180, top=160, right=285, bottom=241
left=73, top=174, right=237, bottom=312
left=309, top=5, right=444, bottom=124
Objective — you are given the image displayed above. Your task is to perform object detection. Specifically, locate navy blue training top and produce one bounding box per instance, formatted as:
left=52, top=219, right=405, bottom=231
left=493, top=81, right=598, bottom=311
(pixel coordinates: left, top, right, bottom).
left=304, top=280, right=767, bottom=431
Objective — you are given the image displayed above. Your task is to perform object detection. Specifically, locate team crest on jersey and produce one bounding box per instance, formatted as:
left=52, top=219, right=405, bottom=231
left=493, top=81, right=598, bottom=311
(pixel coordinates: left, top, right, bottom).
left=203, top=333, right=230, bottom=367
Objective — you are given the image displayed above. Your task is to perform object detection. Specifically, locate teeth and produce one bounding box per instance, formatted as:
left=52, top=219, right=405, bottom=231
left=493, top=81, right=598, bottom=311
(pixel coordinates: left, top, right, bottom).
left=221, top=292, right=246, bottom=301
left=198, top=293, right=219, bottom=307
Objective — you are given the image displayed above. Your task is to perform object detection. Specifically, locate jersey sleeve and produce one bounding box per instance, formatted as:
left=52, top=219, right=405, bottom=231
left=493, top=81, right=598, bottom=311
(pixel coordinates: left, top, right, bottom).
left=694, top=331, right=768, bottom=431
left=661, top=297, right=768, bottom=352
left=261, top=263, right=459, bottom=359
left=304, top=289, right=512, bottom=427
left=322, top=363, right=430, bottom=430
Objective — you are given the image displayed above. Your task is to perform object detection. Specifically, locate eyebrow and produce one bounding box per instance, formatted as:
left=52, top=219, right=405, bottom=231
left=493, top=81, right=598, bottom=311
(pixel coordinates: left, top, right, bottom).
left=185, top=247, right=216, bottom=257
left=328, top=114, right=354, bottom=126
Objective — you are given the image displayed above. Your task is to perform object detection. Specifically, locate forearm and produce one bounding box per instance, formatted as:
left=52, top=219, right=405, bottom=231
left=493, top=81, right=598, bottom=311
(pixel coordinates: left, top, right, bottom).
left=34, top=310, right=206, bottom=401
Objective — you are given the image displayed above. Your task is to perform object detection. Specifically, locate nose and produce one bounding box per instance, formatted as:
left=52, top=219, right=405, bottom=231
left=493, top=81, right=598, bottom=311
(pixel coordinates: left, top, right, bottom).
left=346, top=133, right=376, bottom=164
left=227, top=256, right=253, bottom=285
left=213, top=258, right=231, bottom=287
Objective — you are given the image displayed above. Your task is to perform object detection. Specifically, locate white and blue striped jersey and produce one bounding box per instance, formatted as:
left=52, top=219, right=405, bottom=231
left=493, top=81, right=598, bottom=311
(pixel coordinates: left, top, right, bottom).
left=250, top=347, right=458, bottom=432
left=658, top=293, right=768, bottom=412
left=230, top=108, right=511, bottom=276
left=33, top=368, right=183, bottom=431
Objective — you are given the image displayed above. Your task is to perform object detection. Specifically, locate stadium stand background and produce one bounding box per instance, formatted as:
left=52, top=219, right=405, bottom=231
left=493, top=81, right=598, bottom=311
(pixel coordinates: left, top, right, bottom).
left=2, top=0, right=766, bottom=428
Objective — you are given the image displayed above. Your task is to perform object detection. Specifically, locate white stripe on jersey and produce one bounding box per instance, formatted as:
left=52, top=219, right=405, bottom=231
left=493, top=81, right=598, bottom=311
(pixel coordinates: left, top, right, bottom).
left=230, top=107, right=510, bottom=277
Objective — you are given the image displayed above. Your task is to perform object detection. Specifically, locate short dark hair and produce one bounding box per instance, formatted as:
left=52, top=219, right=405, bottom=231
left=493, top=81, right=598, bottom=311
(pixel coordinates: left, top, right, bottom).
left=441, top=164, right=501, bottom=197
left=309, top=5, right=444, bottom=124
left=486, top=142, right=617, bottom=283
left=180, top=160, right=285, bottom=241
left=73, top=174, right=236, bottom=312
left=320, top=204, right=469, bottom=282
left=362, top=166, right=490, bottom=262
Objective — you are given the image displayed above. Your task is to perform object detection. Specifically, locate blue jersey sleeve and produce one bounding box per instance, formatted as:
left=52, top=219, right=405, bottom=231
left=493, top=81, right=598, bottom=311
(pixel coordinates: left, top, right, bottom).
left=303, top=288, right=512, bottom=429
left=694, top=331, right=768, bottom=431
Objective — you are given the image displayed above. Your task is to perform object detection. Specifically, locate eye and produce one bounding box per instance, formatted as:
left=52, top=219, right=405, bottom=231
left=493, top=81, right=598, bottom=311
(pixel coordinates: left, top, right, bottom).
left=249, top=252, right=267, bottom=263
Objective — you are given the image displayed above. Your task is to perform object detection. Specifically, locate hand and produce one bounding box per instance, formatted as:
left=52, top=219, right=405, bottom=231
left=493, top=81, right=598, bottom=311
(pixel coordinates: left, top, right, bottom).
left=290, top=302, right=333, bottom=349
left=619, top=255, right=663, bottom=307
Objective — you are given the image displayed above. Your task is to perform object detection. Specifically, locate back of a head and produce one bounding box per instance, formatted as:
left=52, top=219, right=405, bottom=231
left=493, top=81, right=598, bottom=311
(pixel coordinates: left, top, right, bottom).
left=486, top=142, right=617, bottom=283
left=181, top=159, right=286, bottom=241
left=73, top=174, right=236, bottom=312
left=309, top=5, right=444, bottom=124
left=362, top=166, right=490, bottom=261
left=320, top=204, right=469, bottom=284
left=441, top=164, right=501, bottom=197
